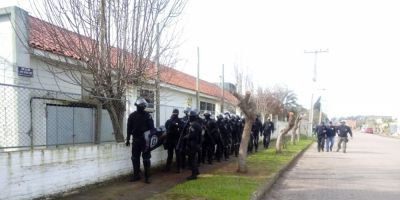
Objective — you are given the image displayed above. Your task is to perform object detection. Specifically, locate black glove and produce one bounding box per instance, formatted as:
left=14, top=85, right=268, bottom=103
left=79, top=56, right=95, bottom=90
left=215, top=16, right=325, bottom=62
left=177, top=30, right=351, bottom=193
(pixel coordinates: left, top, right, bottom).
left=125, top=139, right=130, bottom=147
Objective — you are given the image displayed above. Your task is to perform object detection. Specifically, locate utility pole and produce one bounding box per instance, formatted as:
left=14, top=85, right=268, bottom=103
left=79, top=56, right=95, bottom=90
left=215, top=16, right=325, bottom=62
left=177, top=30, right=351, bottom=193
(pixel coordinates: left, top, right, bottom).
left=196, top=47, right=200, bottom=110
left=155, top=24, right=160, bottom=127
left=304, top=49, right=328, bottom=136
left=220, top=64, right=225, bottom=113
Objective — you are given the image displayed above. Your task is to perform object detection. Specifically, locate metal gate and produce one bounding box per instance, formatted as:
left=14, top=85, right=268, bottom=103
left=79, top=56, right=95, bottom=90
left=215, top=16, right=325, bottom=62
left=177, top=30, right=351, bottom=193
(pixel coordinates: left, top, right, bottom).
left=46, top=105, right=95, bottom=146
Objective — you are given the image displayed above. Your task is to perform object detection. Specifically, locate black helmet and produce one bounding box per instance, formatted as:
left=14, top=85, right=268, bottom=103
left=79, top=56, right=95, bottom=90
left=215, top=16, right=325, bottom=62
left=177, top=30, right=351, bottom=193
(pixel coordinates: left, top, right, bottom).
left=172, top=108, right=179, bottom=115
left=189, top=109, right=198, bottom=117
left=203, top=110, right=211, bottom=116
left=135, top=98, right=148, bottom=108
left=217, top=114, right=224, bottom=120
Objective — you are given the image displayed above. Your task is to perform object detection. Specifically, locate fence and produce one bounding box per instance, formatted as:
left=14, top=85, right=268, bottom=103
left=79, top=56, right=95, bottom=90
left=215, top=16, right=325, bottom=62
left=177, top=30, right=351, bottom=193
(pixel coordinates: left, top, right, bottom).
left=0, top=83, right=198, bottom=151
left=0, top=83, right=130, bottom=151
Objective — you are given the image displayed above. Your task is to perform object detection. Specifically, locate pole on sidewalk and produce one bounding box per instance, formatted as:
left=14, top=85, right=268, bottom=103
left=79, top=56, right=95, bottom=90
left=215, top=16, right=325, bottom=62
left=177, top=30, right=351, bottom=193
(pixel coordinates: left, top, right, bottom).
left=196, top=47, right=200, bottom=110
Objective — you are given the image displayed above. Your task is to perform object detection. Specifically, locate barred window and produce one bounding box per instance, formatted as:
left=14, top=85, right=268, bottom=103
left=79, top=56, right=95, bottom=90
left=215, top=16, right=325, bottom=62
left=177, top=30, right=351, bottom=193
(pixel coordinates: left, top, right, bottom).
left=200, top=101, right=215, bottom=114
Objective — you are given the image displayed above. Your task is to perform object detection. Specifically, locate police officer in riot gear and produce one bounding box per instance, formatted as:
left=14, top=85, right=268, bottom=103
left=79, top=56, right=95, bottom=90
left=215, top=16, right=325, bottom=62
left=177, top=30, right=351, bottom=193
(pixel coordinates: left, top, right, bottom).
left=215, top=114, right=226, bottom=162
left=126, top=98, right=155, bottom=183
left=181, top=107, right=191, bottom=123
left=250, top=115, right=262, bottom=152
left=230, top=114, right=240, bottom=157
left=163, top=109, right=183, bottom=172
left=262, top=118, right=275, bottom=149
left=176, top=107, right=191, bottom=171
left=336, top=120, right=353, bottom=153
left=184, top=109, right=202, bottom=180
left=202, top=111, right=217, bottom=164
left=223, top=112, right=233, bottom=158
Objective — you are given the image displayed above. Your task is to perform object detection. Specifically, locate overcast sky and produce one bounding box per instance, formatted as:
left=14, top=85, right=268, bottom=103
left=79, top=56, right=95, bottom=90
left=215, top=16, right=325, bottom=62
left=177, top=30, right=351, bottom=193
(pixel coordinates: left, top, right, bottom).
left=1, top=0, right=399, bottom=118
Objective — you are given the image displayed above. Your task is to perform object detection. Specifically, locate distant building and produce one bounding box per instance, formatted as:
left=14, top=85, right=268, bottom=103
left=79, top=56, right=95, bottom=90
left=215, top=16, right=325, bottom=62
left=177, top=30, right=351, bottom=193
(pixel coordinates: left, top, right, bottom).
left=213, top=82, right=237, bottom=94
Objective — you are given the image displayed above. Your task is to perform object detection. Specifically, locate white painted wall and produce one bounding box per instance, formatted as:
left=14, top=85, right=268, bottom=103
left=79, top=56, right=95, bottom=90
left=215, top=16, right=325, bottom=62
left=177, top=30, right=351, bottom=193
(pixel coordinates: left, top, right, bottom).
left=0, top=15, right=13, bottom=84
left=0, top=143, right=168, bottom=200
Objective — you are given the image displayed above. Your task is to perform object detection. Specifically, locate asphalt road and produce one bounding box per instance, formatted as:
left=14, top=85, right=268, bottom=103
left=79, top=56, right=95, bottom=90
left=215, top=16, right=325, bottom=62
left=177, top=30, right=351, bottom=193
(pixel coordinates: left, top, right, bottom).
left=263, top=132, right=400, bottom=200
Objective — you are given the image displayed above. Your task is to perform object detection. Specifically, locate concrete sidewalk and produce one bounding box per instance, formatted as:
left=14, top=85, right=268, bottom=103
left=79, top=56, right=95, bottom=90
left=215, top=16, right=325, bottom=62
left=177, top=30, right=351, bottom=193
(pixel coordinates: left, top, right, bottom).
left=263, top=132, right=400, bottom=200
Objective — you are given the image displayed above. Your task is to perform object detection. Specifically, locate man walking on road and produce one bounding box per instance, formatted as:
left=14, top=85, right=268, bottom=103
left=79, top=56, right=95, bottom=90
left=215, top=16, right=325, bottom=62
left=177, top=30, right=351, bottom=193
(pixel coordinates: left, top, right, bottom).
left=316, top=122, right=328, bottom=152
left=336, top=120, right=353, bottom=153
left=326, top=121, right=336, bottom=152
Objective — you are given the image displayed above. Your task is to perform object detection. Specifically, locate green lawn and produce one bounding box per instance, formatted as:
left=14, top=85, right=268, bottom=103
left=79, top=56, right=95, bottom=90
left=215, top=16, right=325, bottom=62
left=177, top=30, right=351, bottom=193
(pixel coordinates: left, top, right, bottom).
left=151, top=138, right=313, bottom=200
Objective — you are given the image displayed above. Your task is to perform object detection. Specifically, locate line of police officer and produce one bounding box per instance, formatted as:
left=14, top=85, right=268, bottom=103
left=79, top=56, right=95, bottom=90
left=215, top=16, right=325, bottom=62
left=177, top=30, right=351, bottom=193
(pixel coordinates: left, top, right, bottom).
left=163, top=108, right=246, bottom=180
left=126, top=97, right=276, bottom=183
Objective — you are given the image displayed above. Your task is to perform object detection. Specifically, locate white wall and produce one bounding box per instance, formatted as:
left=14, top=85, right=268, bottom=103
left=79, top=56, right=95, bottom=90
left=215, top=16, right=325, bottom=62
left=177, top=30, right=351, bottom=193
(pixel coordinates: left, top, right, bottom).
left=0, top=143, right=168, bottom=200
left=0, top=15, right=13, bottom=84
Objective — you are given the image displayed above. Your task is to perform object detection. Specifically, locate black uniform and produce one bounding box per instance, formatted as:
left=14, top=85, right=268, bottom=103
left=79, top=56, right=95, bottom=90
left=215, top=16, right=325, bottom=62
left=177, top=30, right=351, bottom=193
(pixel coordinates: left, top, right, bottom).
left=185, top=115, right=202, bottom=180
left=164, top=114, right=183, bottom=171
left=223, top=117, right=233, bottom=158
left=262, top=120, right=275, bottom=149
left=202, top=115, right=217, bottom=164
left=176, top=114, right=190, bottom=170
left=250, top=117, right=262, bottom=152
left=126, top=108, right=155, bottom=183
left=216, top=116, right=228, bottom=161
left=316, top=124, right=328, bottom=152
left=230, top=117, right=240, bottom=157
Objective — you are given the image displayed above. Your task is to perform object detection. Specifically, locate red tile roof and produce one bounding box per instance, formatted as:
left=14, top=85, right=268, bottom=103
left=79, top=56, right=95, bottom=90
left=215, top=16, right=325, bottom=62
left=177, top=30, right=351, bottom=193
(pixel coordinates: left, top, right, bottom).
left=28, top=16, right=237, bottom=105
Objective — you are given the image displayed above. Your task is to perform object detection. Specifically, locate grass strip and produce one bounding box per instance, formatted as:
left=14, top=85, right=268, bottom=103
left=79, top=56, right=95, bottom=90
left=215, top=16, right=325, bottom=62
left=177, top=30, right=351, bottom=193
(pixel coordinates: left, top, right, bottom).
left=150, top=137, right=313, bottom=200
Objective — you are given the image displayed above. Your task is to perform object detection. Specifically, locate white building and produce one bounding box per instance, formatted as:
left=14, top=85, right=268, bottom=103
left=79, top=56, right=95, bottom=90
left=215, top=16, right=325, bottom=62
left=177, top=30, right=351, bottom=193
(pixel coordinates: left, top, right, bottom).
left=0, top=6, right=238, bottom=200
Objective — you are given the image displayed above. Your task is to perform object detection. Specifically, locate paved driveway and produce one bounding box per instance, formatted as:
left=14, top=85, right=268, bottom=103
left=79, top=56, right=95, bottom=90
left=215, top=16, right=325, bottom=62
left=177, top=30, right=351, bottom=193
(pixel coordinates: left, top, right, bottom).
left=263, top=132, right=400, bottom=200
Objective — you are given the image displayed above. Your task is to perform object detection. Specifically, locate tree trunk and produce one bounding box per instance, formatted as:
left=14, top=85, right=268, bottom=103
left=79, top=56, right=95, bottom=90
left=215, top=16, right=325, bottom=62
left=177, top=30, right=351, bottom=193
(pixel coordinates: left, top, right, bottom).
left=276, top=112, right=296, bottom=153
left=237, top=118, right=254, bottom=173
left=233, top=91, right=257, bottom=173
left=291, top=116, right=302, bottom=145
left=105, top=100, right=126, bottom=142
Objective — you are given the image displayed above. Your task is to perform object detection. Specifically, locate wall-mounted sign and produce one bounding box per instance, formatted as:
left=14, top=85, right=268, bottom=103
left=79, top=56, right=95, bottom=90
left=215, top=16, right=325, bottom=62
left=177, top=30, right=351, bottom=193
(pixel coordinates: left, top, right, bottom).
left=18, top=66, right=34, bottom=77
left=185, top=96, right=192, bottom=107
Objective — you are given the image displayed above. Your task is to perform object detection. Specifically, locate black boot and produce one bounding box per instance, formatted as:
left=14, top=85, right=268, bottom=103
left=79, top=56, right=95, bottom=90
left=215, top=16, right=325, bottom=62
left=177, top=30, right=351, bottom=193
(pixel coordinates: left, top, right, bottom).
left=130, top=157, right=141, bottom=182
left=143, top=159, right=151, bottom=184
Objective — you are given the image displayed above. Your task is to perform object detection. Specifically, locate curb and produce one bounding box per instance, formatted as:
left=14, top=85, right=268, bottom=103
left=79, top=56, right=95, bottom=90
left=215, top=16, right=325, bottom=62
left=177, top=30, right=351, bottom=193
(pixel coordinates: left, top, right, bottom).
left=250, top=141, right=314, bottom=200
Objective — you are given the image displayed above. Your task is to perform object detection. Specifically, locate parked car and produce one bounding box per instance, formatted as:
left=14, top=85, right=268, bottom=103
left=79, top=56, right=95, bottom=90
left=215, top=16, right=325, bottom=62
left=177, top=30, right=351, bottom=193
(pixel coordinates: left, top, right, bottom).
left=362, top=127, right=374, bottom=134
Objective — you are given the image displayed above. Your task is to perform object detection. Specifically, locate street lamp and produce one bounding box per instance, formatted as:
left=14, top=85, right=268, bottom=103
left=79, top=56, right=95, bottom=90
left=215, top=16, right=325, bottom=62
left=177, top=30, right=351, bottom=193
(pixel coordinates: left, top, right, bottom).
left=304, top=49, right=328, bottom=136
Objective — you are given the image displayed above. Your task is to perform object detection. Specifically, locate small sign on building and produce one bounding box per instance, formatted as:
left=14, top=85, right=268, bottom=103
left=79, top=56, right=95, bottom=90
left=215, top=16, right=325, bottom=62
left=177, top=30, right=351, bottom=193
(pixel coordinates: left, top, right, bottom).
left=18, top=66, right=34, bottom=77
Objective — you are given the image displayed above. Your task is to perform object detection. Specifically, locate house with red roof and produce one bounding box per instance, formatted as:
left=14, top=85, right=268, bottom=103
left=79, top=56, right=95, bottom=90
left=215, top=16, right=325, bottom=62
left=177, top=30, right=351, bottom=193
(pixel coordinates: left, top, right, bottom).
left=0, top=6, right=239, bottom=199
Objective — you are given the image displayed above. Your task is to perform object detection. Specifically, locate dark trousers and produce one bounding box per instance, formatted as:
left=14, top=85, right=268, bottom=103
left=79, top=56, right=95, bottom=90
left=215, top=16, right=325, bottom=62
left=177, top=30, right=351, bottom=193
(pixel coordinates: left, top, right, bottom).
left=165, top=143, right=178, bottom=170
left=132, top=140, right=151, bottom=179
left=202, top=141, right=215, bottom=164
left=215, top=140, right=224, bottom=161
left=253, top=134, right=259, bottom=151
left=231, top=138, right=239, bottom=157
left=263, top=132, right=271, bottom=148
left=317, top=137, right=325, bottom=152
left=248, top=134, right=254, bottom=153
left=188, top=150, right=199, bottom=177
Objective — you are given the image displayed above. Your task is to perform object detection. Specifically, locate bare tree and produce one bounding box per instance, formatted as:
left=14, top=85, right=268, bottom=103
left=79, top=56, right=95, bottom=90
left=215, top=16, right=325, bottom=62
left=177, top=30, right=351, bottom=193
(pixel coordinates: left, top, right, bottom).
left=28, top=0, right=187, bottom=142
left=291, top=114, right=303, bottom=145
left=275, top=112, right=296, bottom=153
left=233, top=63, right=243, bottom=95
left=234, top=91, right=257, bottom=173
left=255, top=87, right=281, bottom=121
